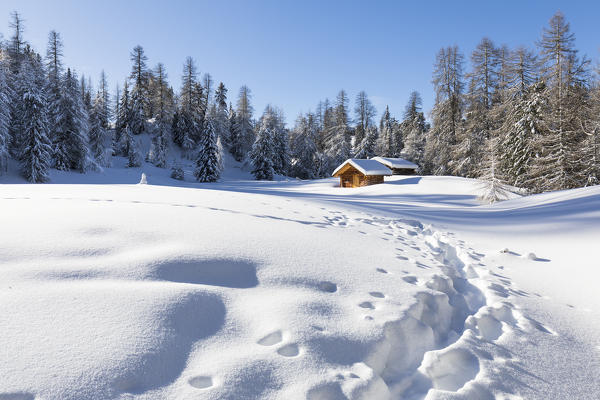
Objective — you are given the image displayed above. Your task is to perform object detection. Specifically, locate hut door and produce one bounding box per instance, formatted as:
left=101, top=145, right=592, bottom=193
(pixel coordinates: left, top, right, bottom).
left=352, top=174, right=359, bottom=187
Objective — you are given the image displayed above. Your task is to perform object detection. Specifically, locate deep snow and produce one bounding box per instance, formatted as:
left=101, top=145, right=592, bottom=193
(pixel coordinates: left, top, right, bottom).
left=1, top=154, right=599, bottom=399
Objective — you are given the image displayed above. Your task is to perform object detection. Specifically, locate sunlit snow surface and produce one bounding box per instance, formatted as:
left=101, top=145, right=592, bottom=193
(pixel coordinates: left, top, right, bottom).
left=1, top=157, right=599, bottom=399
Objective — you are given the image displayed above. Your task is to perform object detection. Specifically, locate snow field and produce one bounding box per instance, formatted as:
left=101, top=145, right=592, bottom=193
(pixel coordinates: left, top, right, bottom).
left=1, top=175, right=599, bottom=399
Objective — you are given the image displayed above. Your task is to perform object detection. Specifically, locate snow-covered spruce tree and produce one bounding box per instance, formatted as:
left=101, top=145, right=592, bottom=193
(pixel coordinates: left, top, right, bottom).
left=353, top=91, right=376, bottom=147
left=354, top=126, right=378, bottom=159
left=532, top=12, right=589, bottom=191
left=325, top=90, right=351, bottom=167
left=226, top=103, right=236, bottom=149
left=496, top=47, right=538, bottom=187
left=88, top=92, right=109, bottom=167
left=115, top=81, right=131, bottom=155
left=7, top=12, right=26, bottom=74
left=126, top=126, right=142, bottom=167
left=17, top=57, right=52, bottom=182
left=502, top=82, right=543, bottom=189
left=129, top=45, right=149, bottom=131
left=270, top=106, right=290, bottom=175
left=192, top=82, right=206, bottom=137
left=402, top=92, right=427, bottom=167
left=425, top=46, right=464, bottom=175
left=53, top=68, right=92, bottom=172
left=7, top=12, right=28, bottom=159
left=87, top=71, right=112, bottom=167
left=231, top=85, right=254, bottom=161
left=214, top=82, right=230, bottom=146
left=455, top=38, right=499, bottom=178
left=250, top=110, right=275, bottom=180
left=315, top=99, right=331, bottom=155
left=80, top=75, right=92, bottom=115
left=579, top=81, right=600, bottom=186
left=176, top=57, right=201, bottom=157
left=202, top=73, right=213, bottom=116
left=479, top=133, right=511, bottom=203
left=149, top=63, right=173, bottom=168
left=45, top=30, right=64, bottom=146
left=289, top=113, right=317, bottom=179
left=377, top=106, right=394, bottom=156
left=0, top=61, right=11, bottom=174
left=194, top=115, right=223, bottom=182
left=129, top=84, right=146, bottom=135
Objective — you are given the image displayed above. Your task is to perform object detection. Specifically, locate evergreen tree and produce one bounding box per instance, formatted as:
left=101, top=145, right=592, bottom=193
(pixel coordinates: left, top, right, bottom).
left=402, top=92, right=427, bottom=166
left=80, top=75, right=92, bottom=114
left=194, top=113, right=223, bottom=182
left=532, top=11, right=589, bottom=191
left=149, top=63, right=173, bottom=168
left=325, top=90, right=351, bottom=167
left=213, top=82, right=230, bottom=145
left=115, top=81, right=131, bottom=155
left=270, top=106, right=290, bottom=175
left=45, top=30, right=64, bottom=145
left=88, top=91, right=109, bottom=167
left=290, top=113, right=318, bottom=179
left=250, top=109, right=275, bottom=180
left=456, top=38, right=499, bottom=177
left=353, top=91, right=376, bottom=147
left=7, top=12, right=28, bottom=158
left=0, top=62, right=11, bottom=174
left=17, top=57, right=52, bottom=182
left=127, top=128, right=142, bottom=167
left=479, top=133, right=510, bottom=203
left=202, top=73, right=213, bottom=112
left=53, top=68, right=91, bottom=172
left=377, top=106, right=394, bottom=156
left=425, top=46, right=464, bottom=174
left=495, top=47, right=538, bottom=186
left=129, top=82, right=146, bottom=135
left=580, top=80, right=600, bottom=186
left=129, top=45, right=149, bottom=122
left=354, top=126, right=378, bottom=159
left=7, top=12, right=26, bottom=74
left=98, top=71, right=111, bottom=128
left=231, top=85, right=254, bottom=161
left=225, top=102, right=236, bottom=148
left=87, top=71, right=111, bottom=167
left=176, top=57, right=201, bottom=156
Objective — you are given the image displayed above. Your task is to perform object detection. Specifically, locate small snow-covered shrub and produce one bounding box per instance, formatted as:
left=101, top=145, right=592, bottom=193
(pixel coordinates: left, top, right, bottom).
left=171, top=165, right=184, bottom=180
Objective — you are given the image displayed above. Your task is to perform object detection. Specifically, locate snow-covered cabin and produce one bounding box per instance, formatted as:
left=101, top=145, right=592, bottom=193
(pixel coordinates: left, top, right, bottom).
left=332, top=159, right=392, bottom=188
left=371, top=157, right=418, bottom=175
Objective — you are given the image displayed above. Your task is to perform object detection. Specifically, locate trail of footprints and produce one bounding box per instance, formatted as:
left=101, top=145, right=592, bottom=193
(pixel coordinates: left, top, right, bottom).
left=184, top=211, right=557, bottom=394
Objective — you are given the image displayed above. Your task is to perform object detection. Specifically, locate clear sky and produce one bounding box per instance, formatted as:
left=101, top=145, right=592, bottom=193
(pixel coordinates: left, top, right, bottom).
left=0, top=0, right=598, bottom=125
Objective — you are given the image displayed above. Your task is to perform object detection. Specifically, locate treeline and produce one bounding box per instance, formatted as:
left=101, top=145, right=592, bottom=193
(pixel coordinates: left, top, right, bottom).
left=424, top=11, right=600, bottom=195
left=0, top=11, right=598, bottom=195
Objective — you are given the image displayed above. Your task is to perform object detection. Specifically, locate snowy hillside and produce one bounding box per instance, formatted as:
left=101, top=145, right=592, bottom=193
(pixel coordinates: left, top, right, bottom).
left=1, top=163, right=599, bottom=399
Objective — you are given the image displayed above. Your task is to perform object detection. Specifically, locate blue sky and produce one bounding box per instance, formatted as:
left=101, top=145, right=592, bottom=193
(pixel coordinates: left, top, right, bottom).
left=0, top=1, right=598, bottom=125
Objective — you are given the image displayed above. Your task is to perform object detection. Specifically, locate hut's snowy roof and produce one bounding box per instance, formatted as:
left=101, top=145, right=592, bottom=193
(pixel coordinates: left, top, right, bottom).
left=371, top=157, right=418, bottom=170
left=332, top=159, right=392, bottom=176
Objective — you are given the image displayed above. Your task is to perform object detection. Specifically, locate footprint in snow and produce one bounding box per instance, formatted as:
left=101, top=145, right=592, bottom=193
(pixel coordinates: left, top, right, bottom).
left=376, top=268, right=388, bottom=274
left=277, top=343, right=300, bottom=357
left=257, top=330, right=283, bottom=346
left=189, top=375, right=213, bottom=389
left=402, top=276, right=418, bottom=285
left=358, top=301, right=375, bottom=309
left=369, top=291, right=385, bottom=298
left=317, top=281, right=337, bottom=293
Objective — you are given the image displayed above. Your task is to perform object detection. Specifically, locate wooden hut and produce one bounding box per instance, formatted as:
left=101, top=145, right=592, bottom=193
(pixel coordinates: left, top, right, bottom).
left=332, top=159, right=392, bottom=188
left=371, top=157, right=418, bottom=175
